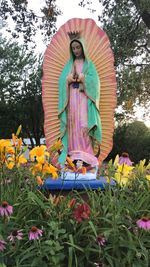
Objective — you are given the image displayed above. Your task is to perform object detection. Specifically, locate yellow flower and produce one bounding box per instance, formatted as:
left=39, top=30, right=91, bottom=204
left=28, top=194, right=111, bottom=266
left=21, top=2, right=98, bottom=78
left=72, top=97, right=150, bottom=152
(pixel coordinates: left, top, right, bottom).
left=11, top=134, right=23, bottom=151
left=138, top=159, right=146, bottom=174
left=117, top=164, right=134, bottom=176
left=5, top=154, right=27, bottom=169
left=113, top=154, right=119, bottom=167
left=66, top=156, right=76, bottom=171
left=51, top=171, right=58, bottom=179
left=31, top=163, right=43, bottom=175
left=16, top=155, right=27, bottom=166
left=29, top=145, right=49, bottom=161
left=7, top=146, right=15, bottom=154
left=43, top=163, right=58, bottom=179
left=146, top=163, right=150, bottom=170
left=114, top=172, right=129, bottom=186
left=146, top=163, right=150, bottom=181
left=36, top=155, right=45, bottom=164
left=0, top=140, right=13, bottom=158
left=146, top=175, right=150, bottom=181
left=114, top=164, right=134, bottom=186
left=16, top=125, right=22, bottom=136
left=5, top=158, right=14, bottom=169
left=50, top=139, right=62, bottom=152
left=0, top=139, right=12, bottom=148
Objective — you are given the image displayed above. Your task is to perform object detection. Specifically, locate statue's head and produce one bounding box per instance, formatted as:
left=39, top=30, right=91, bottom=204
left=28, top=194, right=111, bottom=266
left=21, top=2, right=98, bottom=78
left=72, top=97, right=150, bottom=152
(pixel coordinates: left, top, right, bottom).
left=68, top=31, right=85, bottom=60
left=70, top=40, right=85, bottom=59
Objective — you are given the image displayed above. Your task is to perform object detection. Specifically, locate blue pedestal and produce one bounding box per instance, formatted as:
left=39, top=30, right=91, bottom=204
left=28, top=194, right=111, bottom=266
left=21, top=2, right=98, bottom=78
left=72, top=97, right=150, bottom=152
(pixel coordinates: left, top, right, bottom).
left=44, top=176, right=116, bottom=191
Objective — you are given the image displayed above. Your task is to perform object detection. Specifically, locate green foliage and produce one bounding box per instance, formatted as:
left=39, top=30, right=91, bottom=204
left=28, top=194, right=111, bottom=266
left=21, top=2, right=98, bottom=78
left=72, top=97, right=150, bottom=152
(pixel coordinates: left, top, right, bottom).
left=107, top=121, right=150, bottom=163
left=79, top=0, right=150, bottom=120
left=0, top=38, right=35, bottom=102
left=0, top=38, right=44, bottom=145
left=0, top=162, right=150, bottom=266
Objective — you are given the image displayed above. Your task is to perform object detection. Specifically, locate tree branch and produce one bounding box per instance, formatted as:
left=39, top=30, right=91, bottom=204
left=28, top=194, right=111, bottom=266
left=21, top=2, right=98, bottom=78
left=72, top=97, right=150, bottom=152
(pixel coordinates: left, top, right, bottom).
left=132, top=0, right=150, bottom=29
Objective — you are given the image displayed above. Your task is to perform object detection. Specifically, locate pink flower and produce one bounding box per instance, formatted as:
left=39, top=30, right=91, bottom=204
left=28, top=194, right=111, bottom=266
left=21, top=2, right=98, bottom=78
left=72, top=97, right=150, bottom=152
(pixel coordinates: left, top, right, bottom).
left=96, top=235, right=107, bottom=246
left=136, top=217, right=150, bottom=230
left=73, top=203, right=91, bottom=223
left=28, top=226, right=43, bottom=240
left=0, top=201, right=13, bottom=217
left=8, top=230, right=23, bottom=242
left=0, top=240, right=7, bottom=251
left=119, top=152, right=133, bottom=166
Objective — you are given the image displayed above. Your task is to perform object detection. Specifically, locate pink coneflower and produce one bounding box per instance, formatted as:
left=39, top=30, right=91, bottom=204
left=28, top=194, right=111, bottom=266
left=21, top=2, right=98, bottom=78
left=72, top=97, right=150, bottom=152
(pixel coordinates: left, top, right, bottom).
left=119, top=152, right=133, bottom=166
left=136, top=217, right=150, bottom=230
left=96, top=235, right=107, bottom=247
left=73, top=203, right=91, bottom=223
left=0, top=201, right=13, bottom=217
left=28, top=226, right=43, bottom=240
left=0, top=240, right=7, bottom=251
left=8, top=230, right=23, bottom=242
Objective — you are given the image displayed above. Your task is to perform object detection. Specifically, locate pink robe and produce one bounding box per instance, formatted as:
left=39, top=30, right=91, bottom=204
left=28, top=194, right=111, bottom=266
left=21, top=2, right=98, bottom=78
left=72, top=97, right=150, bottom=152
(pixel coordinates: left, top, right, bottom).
left=68, top=60, right=99, bottom=166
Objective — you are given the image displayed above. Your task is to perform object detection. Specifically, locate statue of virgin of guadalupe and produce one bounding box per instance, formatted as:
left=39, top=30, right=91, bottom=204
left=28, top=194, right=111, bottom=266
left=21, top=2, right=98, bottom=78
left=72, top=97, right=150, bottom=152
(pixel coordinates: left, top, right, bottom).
left=42, top=18, right=116, bottom=177
left=58, top=32, right=102, bottom=168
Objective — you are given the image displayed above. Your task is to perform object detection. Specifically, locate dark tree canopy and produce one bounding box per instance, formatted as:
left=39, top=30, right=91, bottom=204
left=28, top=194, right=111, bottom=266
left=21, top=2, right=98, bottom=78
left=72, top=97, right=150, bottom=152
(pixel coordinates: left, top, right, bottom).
left=79, top=0, right=150, bottom=120
left=0, top=38, right=44, bottom=146
left=107, top=121, right=150, bottom=163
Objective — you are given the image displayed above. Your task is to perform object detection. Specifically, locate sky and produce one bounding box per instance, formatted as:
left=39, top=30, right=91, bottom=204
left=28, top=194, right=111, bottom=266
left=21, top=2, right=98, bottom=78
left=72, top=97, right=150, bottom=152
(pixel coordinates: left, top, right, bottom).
left=27, top=0, right=102, bottom=53
left=28, top=0, right=101, bottom=29
left=55, top=0, right=101, bottom=29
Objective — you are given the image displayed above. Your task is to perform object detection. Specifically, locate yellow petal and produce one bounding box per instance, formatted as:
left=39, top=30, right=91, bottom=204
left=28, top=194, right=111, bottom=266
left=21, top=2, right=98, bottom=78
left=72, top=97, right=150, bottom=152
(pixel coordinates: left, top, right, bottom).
left=146, top=175, right=150, bottom=181
left=5, top=160, right=15, bottom=169
left=18, top=155, right=27, bottom=164
left=16, top=125, right=22, bottom=136
left=114, top=154, right=119, bottom=167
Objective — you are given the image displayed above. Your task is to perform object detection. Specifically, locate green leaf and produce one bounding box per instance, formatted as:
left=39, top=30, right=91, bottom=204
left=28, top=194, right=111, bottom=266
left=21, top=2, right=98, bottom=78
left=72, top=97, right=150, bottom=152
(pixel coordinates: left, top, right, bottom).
left=88, top=220, right=97, bottom=236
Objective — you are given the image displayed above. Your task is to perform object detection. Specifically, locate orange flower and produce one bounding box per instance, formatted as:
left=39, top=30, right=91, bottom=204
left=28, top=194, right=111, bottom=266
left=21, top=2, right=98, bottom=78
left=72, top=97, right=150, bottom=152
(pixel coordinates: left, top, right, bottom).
left=36, top=176, right=44, bottom=186
left=68, top=198, right=76, bottom=208
left=81, top=166, right=87, bottom=175
left=66, top=156, right=76, bottom=171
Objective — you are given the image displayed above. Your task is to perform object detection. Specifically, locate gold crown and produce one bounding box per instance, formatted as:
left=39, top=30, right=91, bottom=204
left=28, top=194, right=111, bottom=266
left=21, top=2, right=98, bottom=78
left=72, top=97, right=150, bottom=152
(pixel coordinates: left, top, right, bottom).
left=67, top=31, right=81, bottom=41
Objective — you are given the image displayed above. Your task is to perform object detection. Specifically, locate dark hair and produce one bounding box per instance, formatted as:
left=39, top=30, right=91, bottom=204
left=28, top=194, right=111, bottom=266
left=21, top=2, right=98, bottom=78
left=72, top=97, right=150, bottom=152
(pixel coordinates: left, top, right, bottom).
left=70, top=40, right=85, bottom=60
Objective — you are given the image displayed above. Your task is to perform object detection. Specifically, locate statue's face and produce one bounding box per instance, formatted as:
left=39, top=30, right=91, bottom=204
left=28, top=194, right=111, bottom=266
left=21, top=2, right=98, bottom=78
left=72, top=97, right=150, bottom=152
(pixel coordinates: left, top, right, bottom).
left=71, top=41, right=83, bottom=59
